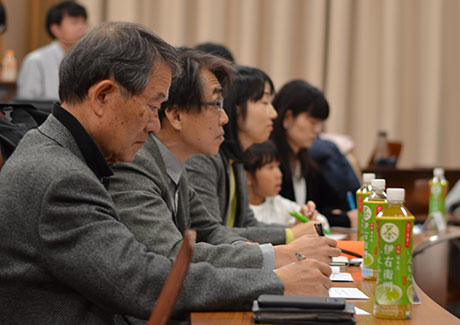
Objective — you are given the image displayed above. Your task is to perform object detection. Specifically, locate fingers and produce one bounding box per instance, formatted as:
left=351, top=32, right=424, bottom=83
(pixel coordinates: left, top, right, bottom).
left=301, top=259, right=333, bottom=292
left=301, top=259, right=332, bottom=277
left=329, top=247, right=342, bottom=257
left=324, top=236, right=338, bottom=247
left=276, top=259, right=333, bottom=296
left=311, top=210, right=319, bottom=221
left=300, top=201, right=317, bottom=219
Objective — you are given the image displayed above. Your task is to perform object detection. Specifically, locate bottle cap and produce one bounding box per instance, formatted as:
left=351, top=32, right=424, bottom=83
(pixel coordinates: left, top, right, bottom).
left=363, top=173, right=376, bottom=183
left=371, top=179, right=386, bottom=190
left=434, top=167, right=444, bottom=177
left=5, top=49, right=14, bottom=57
left=387, top=188, right=405, bottom=202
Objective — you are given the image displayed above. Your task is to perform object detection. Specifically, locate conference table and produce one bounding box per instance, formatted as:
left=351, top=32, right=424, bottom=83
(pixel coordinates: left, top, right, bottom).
left=191, top=226, right=460, bottom=324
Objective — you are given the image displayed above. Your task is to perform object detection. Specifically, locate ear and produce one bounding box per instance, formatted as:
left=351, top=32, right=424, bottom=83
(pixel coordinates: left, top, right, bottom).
left=245, top=170, right=254, bottom=187
left=87, top=79, right=118, bottom=117
left=283, top=109, right=293, bottom=129
left=236, top=105, right=244, bottom=124
left=49, top=23, right=61, bottom=39
left=164, top=106, right=183, bottom=131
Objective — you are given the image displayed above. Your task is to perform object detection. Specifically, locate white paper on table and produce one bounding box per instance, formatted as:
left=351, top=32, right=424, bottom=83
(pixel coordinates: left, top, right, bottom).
left=354, top=306, right=370, bottom=315
left=326, top=233, right=347, bottom=240
left=330, top=272, right=354, bottom=282
left=329, top=287, right=369, bottom=300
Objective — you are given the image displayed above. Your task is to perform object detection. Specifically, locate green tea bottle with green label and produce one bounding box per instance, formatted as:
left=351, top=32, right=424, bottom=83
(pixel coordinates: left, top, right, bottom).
left=428, top=167, right=449, bottom=224
left=374, top=188, right=414, bottom=319
left=356, top=173, right=376, bottom=241
left=362, top=179, right=387, bottom=280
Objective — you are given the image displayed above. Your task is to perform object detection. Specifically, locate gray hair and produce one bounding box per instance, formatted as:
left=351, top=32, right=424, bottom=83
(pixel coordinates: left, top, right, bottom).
left=59, top=21, right=181, bottom=103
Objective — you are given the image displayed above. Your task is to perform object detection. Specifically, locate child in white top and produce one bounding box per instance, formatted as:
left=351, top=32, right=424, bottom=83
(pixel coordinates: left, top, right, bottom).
left=245, top=141, right=330, bottom=230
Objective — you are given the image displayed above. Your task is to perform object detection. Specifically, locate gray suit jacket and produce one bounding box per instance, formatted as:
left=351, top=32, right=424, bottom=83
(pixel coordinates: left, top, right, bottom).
left=109, top=135, right=265, bottom=268
left=185, top=151, right=287, bottom=245
left=0, top=116, right=284, bottom=324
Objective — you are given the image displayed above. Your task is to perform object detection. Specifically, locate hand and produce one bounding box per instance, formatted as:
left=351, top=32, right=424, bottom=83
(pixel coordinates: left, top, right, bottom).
left=299, top=201, right=318, bottom=221
left=274, top=259, right=332, bottom=296
left=291, top=221, right=318, bottom=238
left=273, top=235, right=341, bottom=267
left=347, top=209, right=358, bottom=229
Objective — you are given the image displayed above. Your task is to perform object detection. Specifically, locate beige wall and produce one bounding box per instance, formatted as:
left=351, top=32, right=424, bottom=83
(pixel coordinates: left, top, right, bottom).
left=2, top=0, right=28, bottom=64
left=4, top=0, right=460, bottom=170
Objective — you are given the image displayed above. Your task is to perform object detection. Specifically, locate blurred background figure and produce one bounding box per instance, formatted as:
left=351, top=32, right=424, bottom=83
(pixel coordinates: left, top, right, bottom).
left=244, top=140, right=330, bottom=230
left=271, top=79, right=359, bottom=228
left=17, top=1, right=87, bottom=100
left=194, top=42, right=235, bottom=63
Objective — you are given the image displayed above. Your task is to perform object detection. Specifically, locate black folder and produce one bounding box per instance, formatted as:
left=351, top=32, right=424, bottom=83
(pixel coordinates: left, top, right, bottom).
left=252, top=295, right=356, bottom=324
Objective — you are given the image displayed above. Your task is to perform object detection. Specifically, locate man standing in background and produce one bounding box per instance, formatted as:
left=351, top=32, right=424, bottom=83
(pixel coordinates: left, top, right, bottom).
left=17, top=1, right=87, bottom=100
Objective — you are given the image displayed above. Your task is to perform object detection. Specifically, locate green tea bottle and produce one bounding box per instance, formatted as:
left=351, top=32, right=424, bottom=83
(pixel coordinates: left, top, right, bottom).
left=362, top=179, right=387, bottom=280
left=356, top=173, right=376, bottom=241
left=428, top=167, right=449, bottom=225
left=374, top=188, right=414, bottom=319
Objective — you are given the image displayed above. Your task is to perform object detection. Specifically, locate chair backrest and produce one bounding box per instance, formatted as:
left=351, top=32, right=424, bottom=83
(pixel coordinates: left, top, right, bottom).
left=148, top=229, right=196, bottom=325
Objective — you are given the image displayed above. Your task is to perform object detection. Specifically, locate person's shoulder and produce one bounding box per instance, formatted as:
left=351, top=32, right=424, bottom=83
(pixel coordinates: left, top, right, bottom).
left=21, top=131, right=83, bottom=167
left=112, top=136, right=163, bottom=180
left=186, top=151, right=222, bottom=168
left=22, top=42, right=60, bottom=63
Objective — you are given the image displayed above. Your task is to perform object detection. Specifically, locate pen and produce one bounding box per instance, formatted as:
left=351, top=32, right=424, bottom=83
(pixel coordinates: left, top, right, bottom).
left=311, top=220, right=332, bottom=235
left=289, top=210, right=310, bottom=223
left=346, top=191, right=357, bottom=210
left=314, top=223, right=325, bottom=236
left=340, top=249, right=363, bottom=258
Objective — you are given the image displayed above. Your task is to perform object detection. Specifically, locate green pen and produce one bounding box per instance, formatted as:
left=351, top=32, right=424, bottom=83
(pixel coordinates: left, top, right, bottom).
left=289, top=210, right=332, bottom=235
left=289, top=210, right=310, bottom=223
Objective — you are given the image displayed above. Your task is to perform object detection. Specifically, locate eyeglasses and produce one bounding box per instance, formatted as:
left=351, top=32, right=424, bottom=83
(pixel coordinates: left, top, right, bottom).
left=201, top=99, right=224, bottom=112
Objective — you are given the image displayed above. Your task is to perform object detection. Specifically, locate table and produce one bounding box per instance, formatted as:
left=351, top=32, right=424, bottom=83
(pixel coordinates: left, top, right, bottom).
left=191, top=227, right=460, bottom=324
left=363, top=167, right=460, bottom=215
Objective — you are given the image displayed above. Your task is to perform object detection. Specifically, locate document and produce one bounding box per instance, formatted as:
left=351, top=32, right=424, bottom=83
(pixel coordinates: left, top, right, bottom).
left=329, top=287, right=369, bottom=300
left=326, top=233, right=347, bottom=240
left=329, top=266, right=354, bottom=282
left=354, top=306, right=370, bottom=315
left=330, top=272, right=354, bottom=282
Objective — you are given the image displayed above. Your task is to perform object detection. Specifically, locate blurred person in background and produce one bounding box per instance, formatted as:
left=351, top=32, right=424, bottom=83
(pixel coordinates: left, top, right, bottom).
left=17, top=1, right=88, bottom=100
left=271, top=79, right=358, bottom=228
left=194, top=41, right=235, bottom=63
left=185, top=66, right=330, bottom=246
left=244, top=140, right=330, bottom=231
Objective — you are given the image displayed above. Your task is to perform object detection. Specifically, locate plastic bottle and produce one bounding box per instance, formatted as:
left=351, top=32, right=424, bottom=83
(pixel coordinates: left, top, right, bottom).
left=362, top=179, right=387, bottom=280
left=1, top=49, right=17, bottom=82
left=356, top=173, right=376, bottom=241
left=374, top=188, right=414, bottom=319
left=428, top=167, right=449, bottom=225
left=374, top=131, right=389, bottom=166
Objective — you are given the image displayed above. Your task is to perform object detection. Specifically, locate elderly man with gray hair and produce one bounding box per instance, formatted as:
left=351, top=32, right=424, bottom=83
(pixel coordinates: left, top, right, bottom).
left=0, top=22, right=333, bottom=324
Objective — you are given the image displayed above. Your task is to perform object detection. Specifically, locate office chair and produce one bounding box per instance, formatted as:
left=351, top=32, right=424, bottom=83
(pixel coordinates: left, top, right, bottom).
left=148, top=229, right=196, bottom=325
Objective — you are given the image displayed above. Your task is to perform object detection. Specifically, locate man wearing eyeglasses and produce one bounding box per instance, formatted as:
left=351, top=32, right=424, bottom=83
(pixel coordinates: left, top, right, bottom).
left=109, top=48, right=336, bottom=303
left=110, top=48, right=272, bottom=269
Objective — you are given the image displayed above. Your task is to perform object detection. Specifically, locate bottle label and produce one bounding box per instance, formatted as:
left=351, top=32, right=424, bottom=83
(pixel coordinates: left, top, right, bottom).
left=428, top=180, right=449, bottom=222
left=357, top=192, right=371, bottom=241
left=363, top=201, right=387, bottom=270
left=375, top=217, right=414, bottom=306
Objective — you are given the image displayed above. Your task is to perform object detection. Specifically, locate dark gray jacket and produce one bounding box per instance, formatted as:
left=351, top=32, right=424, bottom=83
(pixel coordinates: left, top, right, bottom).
left=110, top=134, right=265, bottom=268
left=185, top=150, right=287, bottom=245
left=0, top=115, right=284, bottom=324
